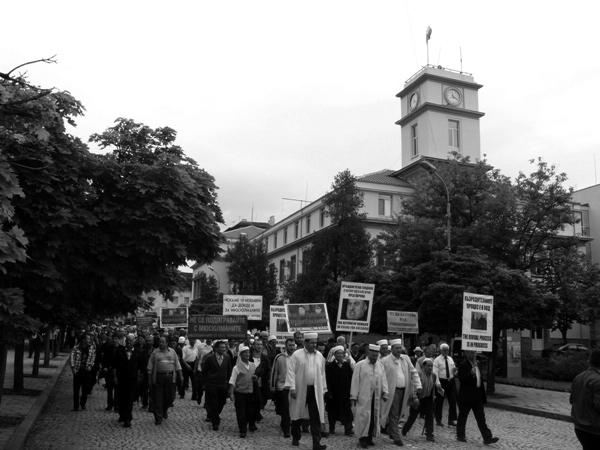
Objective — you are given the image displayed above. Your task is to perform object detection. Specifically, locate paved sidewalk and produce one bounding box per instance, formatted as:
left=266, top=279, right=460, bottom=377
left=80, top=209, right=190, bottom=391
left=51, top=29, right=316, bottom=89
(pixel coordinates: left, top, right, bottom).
left=0, top=349, right=69, bottom=450
left=488, top=383, right=571, bottom=422
left=23, top=367, right=580, bottom=450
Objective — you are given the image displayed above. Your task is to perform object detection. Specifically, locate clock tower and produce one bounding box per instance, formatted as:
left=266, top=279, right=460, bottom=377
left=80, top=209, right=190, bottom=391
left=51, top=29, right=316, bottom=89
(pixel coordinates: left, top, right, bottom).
left=396, top=65, right=484, bottom=168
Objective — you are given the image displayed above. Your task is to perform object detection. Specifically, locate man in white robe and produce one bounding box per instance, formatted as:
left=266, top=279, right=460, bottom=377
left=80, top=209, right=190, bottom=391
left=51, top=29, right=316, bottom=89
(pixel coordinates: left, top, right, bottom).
left=380, top=338, right=422, bottom=446
left=285, top=332, right=327, bottom=450
left=350, top=344, right=389, bottom=448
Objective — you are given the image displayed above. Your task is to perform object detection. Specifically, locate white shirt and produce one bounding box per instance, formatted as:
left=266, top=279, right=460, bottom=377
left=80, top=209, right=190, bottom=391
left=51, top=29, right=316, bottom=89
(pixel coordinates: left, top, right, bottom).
left=394, top=356, right=406, bottom=388
left=228, top=362, right=252, bottom=385
left=475, top=364, right=481, bottom=388
left=304, top=351, right=317, bottom=386
left=182, top=345, right=197, bottom=363
left=433, top=354, right=455, bottom=380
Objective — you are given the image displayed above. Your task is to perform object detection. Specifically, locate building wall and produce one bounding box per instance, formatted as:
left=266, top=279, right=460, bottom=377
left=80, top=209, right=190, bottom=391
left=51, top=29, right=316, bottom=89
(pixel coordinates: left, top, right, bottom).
left=141, top=288, right=192, bottom=316
left=573, top=185, right=599, bottom=263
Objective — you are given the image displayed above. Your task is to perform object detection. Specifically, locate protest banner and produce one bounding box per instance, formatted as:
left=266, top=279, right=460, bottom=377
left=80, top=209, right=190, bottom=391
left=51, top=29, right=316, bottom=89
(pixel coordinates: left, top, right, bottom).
left=462, top=292, right=494, bottom=352
left=223, top=295, right=263, bottom=321
left=160, top=307, right=188, bottom=328
left=285, top=303, right=331, bottom=333
left=135, top=316, right=155, bottom=330
left=270, top=305, right=293, bottom=347
left=387, top=311, right=419, bottom=334
left=188, top=314, right=248, bottom=340
left=336, top=281, right=374, bottom=333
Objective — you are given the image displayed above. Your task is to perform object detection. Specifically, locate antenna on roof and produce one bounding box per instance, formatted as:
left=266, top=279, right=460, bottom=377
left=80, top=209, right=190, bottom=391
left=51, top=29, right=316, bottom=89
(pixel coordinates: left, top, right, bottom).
left=251, top=202, right=254, bottom=222
left=426, top=26, right=432, bottom=65
left=595, top=154, right=598, bottom=185
left=459, top=46, right=463, bottom=73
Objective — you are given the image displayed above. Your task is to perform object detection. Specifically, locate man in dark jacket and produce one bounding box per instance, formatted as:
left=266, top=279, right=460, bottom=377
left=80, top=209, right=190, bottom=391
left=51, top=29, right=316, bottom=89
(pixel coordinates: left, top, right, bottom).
left=113, top=334, right=141, bottom=427
left=325, top=345, right=354, bottom=435
left=202, top=340, right=233, bottom=431
left=100, top=333, right=120, bottom=411
left=456, top=351, right=499, bottom=445
left=251, top=339, right=271, bottom=418
left=570, top=349, right=600, bottom=449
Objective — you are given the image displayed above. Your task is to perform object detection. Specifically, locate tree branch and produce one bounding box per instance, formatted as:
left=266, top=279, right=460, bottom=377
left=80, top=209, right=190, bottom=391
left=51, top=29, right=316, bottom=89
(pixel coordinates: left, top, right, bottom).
left=6, top=55, right=57, bottom=77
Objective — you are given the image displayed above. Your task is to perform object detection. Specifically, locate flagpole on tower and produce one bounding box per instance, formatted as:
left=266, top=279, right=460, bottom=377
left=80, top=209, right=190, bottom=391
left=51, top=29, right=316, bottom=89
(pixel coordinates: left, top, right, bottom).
left=426, top=26, right=432, bottom=66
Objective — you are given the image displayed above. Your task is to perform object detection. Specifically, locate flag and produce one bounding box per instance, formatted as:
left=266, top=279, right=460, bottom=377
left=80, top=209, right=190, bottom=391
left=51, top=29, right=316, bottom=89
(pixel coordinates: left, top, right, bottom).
left=426, top=26, right=432, bottom=43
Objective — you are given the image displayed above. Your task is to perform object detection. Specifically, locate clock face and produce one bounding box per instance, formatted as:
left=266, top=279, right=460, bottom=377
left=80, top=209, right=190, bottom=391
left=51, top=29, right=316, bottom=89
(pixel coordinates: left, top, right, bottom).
left=409, top=92, right=419, bottom=110
left=445, top=87, right=462, bottom=106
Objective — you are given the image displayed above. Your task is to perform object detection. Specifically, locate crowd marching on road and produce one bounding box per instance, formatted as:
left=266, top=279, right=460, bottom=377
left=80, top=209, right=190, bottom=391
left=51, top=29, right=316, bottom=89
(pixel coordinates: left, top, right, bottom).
left=65, top=323, right=599, bottom=450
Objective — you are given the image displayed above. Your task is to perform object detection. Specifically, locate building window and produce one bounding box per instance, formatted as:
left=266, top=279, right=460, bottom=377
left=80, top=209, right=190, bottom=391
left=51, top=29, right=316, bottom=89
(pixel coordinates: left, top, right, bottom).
left=378, top=194, right=391, bottom=217
left=448, top=119, right=460, bottom=152
left=319, top=208, right=325, bottom=227
left=273, top=233, right=277, bottom=249
left=279, top=259, right=285, bottom=284
left=411, top=123, right=418, bottom=157
left=306, top=214, right=311, bottom=233
left=294, top=221, right=299, bottom=239
left=283, top=227, right=288, bottom=245
left=376, top=250, right=385, bottom=267
left=290, top=255, right=296, bottom=281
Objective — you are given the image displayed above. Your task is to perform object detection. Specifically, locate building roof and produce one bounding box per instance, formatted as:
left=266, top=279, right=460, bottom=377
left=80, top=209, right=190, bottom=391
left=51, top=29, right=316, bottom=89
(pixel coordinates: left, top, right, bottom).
left=357, top=169, right=412, bottom=187
left=224, top=220, right=271, bottom=232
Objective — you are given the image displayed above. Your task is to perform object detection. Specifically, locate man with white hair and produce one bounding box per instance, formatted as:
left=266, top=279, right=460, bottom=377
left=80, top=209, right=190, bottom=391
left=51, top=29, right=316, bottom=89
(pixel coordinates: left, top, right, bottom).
left=380, top=338, right=422, bottom=446
left=285, top=332, right=327, bottom=450
left=228, top=345, right=258, bottom=438
left=325, top=345, right=354, bottom=436
left=432, top=343, right=457, bottom=427
left=351, top=344, right=389, bottom=448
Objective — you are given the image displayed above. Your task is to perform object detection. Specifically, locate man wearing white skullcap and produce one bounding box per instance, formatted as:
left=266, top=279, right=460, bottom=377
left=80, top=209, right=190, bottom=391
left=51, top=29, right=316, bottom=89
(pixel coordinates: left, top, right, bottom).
left=325, top=345, right=354, bottom=436
left=379, top=338, right=422, bottom=446
left=350, top=344, right=389, bottom=448
left=376, top=339, right=390, bottom=358
left=228, top=345, right=258, bottom=438
left=433, top=343, right=457, bottom=427
left=285, top=331, right=327, bottom=450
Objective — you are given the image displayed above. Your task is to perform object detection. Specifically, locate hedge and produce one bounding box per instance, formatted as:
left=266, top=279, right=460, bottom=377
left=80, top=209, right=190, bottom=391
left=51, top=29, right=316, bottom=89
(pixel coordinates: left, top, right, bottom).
left=523, top=352, right=589, bottom=382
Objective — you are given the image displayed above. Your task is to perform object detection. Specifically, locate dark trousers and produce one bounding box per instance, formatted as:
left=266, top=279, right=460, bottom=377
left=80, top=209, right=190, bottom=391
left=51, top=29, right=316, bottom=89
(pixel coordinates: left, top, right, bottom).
left=403, top=395, right=434, bottom=437
left=457, top=396, right=492, bottom=441
left=138, top=373, right=149, bottom=408
left=291, top=386, right=322, bottom=448
left=117, top=380, right=136, bottom=422
left=193, top=372, right=204, bottom=405
left=73, top=370, right=90, bottom=409
left=575, top=428, right=600, bottom=450
left=327, top=395, right=353, bottom=433
left=274, top=389, right=291, bottom=434
left=152, top=373, right=175, bottom=420
left=435, top=378, right=457, bottom=423
left=234, top=392, right=258, bottom=433
left=205, top=385, right=228, bottom=426
left=105, top=376, right=116, bottom=408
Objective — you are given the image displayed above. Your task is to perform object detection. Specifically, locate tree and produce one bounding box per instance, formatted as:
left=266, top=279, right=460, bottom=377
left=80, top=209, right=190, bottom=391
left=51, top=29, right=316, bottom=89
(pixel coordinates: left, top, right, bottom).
left=411, top=247, right=556, bottom=392
left=226, top=237, right=277, bottom=323
left=283, top=170, right=372, bottom=327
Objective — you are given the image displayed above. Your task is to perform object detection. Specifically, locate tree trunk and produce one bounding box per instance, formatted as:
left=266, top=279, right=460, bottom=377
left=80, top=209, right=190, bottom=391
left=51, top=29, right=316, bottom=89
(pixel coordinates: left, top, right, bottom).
left=0, top=337, right=7, bottom=406
left=13, top=338, right=24, bottom=392
left=43, top=332, right=51, bottom=368
left=560, top=328, right=568, bottom=345
left=32, top=345, right=40, bottom=377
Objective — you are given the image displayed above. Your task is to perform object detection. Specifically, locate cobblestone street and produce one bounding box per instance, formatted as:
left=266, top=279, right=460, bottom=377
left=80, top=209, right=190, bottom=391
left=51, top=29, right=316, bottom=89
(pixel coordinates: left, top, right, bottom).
left=24, top=367, right=580, bottom=450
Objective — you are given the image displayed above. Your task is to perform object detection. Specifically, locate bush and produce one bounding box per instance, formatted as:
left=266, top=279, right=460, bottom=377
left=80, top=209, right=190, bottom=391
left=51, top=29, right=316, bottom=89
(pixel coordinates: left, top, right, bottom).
left=523, top=352, right=589, bottom=381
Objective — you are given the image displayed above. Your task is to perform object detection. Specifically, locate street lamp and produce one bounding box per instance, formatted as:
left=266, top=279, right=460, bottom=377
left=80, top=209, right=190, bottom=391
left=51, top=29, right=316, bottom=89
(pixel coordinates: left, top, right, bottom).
left=419, top=160, right=451, bottom=251
left=208, top=265, right=221, bottom=292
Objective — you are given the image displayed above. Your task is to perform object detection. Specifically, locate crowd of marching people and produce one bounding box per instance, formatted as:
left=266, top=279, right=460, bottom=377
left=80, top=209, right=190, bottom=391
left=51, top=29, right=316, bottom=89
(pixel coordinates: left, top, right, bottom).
left=68, top=325, right=500, bottom=448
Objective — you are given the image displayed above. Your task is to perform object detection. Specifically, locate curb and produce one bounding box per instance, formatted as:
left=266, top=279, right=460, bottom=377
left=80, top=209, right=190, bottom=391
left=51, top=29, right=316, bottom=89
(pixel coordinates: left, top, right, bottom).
left=487, top=401, right=572, bottom=423
left=5, top=354, right=70, bottom=450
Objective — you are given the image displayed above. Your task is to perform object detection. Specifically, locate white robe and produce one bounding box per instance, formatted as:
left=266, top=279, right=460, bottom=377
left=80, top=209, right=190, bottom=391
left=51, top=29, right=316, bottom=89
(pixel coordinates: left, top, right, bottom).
left=350, top=359, right=389, bottom=438
left=284, top=348, right=327, bottom=423
left=379, top=354, right=422, bottom=425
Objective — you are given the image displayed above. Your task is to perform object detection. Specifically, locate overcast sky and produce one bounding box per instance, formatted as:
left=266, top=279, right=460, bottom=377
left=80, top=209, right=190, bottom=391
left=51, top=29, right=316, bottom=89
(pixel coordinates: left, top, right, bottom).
left=3, top=0, right=600, bottom=228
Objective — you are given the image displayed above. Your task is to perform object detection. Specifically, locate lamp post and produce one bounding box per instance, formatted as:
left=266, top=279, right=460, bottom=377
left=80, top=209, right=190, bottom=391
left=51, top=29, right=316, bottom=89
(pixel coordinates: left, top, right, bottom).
left=419, top=160, right=451, bottom=252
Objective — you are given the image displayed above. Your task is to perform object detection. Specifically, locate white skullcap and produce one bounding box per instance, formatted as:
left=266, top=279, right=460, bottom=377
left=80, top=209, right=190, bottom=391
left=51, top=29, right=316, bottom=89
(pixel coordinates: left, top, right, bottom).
left=440, top=343, right=449, bottom=350
left=414, top=346, right=423, bottom=352
left=304, top=332, right=318, bottom=340
left=127, top=333, right=136, bottom=340
left=331, top=345, right=345, bottom=354
left=376, top=339, right=388, bottom=346
left=369, top=344, right=381, bottom=351
left=238, top=345, right=250, bottom=353
left=249, top=338, right=255, bottom=344
left=389, top=339, right=403, bottom=346
left=178, top=336, right=185, bottom=344
left=269, top=335, right=277, bottom=341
